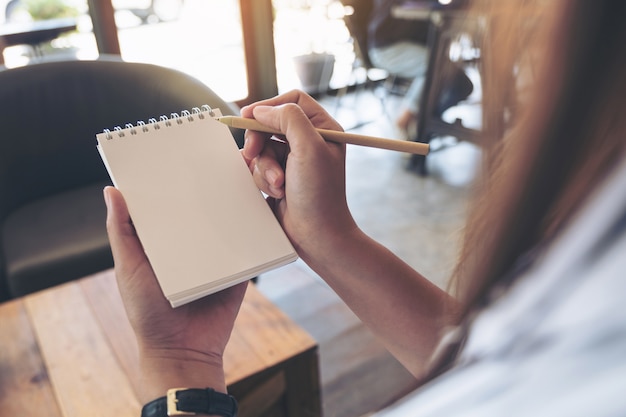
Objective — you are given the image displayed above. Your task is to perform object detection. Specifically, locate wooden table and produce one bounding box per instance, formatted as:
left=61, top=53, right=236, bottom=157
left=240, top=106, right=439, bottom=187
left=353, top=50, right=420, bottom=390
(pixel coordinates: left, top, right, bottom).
left=0, top=270, right=321, bottom=417
left=0, top=17, right=77, bottom=64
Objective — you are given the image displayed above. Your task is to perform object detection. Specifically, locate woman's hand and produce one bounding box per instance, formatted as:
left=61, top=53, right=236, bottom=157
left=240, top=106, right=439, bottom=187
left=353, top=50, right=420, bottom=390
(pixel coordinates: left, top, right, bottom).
left=240, top=91, right=458, bottom=377
left=240, top=90, right=359, bottom=261
left=103, top=186, right=247, bottom=401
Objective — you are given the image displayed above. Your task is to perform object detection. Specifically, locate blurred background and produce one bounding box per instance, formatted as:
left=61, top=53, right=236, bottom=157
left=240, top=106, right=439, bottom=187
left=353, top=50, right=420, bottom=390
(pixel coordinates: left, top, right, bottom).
left=0, top=0, right=362, bottom=103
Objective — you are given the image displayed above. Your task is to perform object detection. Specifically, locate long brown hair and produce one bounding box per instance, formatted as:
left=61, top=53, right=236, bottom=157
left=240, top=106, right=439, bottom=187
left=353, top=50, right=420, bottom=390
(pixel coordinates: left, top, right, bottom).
left=450, top=1, right=626, bottom=311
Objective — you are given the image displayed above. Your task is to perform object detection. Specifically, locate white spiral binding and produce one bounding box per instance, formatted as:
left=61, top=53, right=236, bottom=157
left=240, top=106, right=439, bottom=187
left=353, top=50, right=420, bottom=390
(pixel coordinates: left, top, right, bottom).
left=102, top=105, right=216, bottom=140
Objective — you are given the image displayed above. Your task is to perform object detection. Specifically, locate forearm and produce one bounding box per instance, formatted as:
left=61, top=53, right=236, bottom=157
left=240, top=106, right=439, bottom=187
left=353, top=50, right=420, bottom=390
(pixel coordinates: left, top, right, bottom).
left=300, top=227, right=460, bottom=377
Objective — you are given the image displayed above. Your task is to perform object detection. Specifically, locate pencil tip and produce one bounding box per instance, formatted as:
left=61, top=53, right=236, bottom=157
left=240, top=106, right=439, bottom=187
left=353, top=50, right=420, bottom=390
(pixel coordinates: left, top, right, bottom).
left=216, top=116, right=232, bottom=127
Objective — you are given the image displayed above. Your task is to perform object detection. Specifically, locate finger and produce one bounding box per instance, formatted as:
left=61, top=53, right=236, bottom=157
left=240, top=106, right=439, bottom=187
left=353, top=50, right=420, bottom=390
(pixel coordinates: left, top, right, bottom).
left=252, top=104, right=339, bottom=158
left=103, top=186, right=167, bottom=305
left=241, top=90, right=322, bottom=117
left=241, top=129, right=268, bottom=163
left=252, top=145, right=286, bottom=199
left=242, top=90, right=342, bottom=131
left=103, top=186, right=149, bottom=271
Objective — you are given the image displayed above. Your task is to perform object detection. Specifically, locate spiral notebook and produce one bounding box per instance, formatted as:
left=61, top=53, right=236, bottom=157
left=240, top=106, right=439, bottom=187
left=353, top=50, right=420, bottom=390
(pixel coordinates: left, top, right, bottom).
left=96, top=106, right=297, bottom=307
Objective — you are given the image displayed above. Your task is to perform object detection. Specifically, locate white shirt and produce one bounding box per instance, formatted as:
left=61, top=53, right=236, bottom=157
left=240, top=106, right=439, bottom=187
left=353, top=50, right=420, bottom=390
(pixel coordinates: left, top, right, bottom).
left=375, top=157, right=626, bottom=417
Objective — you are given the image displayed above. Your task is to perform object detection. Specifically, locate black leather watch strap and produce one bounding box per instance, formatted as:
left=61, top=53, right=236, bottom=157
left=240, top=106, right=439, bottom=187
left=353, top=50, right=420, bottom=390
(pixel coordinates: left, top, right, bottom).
left=141, top=388, right=237, bottom=417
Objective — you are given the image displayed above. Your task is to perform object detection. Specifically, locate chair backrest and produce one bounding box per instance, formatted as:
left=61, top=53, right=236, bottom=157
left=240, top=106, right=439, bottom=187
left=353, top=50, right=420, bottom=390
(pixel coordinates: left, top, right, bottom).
left=341, top=0, right=376, bottom=69
left=0, top=56, right=242, bottom=223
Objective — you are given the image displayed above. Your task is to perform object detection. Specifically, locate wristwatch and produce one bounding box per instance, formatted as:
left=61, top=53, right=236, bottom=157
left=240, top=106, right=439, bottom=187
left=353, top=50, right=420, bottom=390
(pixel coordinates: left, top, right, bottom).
left=141, top=388, right=238, bottom=417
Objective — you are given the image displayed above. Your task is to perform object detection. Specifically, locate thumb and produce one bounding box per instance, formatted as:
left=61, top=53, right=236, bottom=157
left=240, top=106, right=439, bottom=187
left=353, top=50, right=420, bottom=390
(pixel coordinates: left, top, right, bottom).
left=103, top=186, right=148, bottom=270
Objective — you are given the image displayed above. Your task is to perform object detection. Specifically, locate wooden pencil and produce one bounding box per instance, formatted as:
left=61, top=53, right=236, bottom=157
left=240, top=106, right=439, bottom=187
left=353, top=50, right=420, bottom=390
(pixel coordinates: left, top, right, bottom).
left=217, top=116, right=429, bottom=155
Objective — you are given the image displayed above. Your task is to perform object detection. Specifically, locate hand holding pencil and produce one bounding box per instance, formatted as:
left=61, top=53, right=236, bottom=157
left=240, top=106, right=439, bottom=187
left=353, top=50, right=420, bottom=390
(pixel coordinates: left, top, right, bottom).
left=239, top=95, right=361, bottom=251
left=218, top=115, right=429, bottom=155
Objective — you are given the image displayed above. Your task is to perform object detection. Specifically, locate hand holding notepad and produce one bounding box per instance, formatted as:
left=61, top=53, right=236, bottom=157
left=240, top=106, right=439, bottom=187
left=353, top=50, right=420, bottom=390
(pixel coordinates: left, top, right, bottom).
left=97, top=107, right=298, bottom=307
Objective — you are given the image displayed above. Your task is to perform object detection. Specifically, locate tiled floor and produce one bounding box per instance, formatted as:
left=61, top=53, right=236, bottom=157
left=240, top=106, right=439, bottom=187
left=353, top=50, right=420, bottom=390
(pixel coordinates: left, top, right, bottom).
left=319, top=86, right=481, bottom=288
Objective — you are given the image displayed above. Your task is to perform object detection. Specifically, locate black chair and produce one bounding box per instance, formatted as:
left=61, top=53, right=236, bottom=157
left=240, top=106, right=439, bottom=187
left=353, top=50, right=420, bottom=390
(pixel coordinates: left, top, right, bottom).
left=339, top=0, right=412, bottom=111
left=339, top=0, right=473, bottom=139
left=0, top=56, right=243, bottom=300
left=409, top=4, right=480, bottom=175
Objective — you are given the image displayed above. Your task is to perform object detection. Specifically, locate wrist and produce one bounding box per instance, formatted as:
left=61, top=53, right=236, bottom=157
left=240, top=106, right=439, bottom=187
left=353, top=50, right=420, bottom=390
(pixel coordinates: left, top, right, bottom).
left=298, top=224, right=366, bottom=274
left=138, top=348, right=227, bottom=403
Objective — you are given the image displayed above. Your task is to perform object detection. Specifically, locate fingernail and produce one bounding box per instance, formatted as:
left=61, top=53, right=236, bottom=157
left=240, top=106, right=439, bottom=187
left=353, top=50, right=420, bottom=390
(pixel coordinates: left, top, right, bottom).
left=269, top=187, right=283, bottom=199
left=103, top=187, right=110, bottom=209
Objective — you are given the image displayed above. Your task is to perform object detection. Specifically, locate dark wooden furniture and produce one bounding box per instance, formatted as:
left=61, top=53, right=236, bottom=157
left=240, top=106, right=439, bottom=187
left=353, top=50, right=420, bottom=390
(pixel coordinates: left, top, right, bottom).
left=393, top=2, right=482, bottom=174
